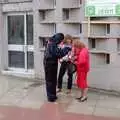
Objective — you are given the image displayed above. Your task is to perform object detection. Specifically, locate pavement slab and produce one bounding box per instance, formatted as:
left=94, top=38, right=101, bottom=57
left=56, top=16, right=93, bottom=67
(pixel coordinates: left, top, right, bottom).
left=0, top=75, right=119, bottom=119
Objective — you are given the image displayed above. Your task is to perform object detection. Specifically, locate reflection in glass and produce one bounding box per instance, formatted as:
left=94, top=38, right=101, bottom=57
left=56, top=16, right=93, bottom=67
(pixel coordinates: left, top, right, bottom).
left=8, top=51, right=25, bottom=68
left=27, top=15, right=33, bottom=45
left=27, top=52, right=34, bottom=69
left=8, top=14, right=34, bottom=69
left=8, top=16, right=24, bottom=45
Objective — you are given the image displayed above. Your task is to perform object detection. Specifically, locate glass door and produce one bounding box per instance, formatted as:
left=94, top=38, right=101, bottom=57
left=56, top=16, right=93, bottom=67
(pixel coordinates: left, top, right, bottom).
left=7, top=13, right=34, bottom=72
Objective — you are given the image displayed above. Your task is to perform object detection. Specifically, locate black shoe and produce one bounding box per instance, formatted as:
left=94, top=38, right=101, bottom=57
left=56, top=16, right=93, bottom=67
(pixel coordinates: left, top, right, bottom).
left=48, top=96, right=58, bottom=102
left=79, top=97, right=88, bottom=102
left=48, top=99, right=56, bottom=102
left=76, top=96, right=82, bottom=100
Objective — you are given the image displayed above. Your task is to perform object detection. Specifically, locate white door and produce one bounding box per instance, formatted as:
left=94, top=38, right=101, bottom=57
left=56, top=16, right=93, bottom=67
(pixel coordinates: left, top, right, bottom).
left=7, top=13, right=34, bottom=72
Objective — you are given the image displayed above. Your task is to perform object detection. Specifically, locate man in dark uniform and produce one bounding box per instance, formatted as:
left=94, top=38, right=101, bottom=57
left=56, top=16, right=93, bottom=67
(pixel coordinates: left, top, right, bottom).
left=44, top=33, right=71, bottom=102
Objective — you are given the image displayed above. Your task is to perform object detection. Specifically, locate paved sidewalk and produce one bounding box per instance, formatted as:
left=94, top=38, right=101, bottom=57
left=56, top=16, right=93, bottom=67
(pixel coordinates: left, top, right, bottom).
left=0, top=75, right=119, bottom=120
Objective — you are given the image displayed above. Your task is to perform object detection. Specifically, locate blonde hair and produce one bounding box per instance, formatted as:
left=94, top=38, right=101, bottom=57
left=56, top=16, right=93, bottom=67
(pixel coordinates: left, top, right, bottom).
left=73, top=39, right=86, bottom=49
left=63, top=34, right=73, bottom=44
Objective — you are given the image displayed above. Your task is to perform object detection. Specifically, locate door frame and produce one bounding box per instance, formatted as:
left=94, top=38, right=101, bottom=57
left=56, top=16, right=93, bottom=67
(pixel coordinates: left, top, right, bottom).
left=6, top=12, right=34, bottom=73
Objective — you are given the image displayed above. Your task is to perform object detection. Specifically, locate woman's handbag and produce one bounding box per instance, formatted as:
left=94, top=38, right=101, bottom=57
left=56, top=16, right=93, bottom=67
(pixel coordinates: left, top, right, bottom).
left=68, top=62, right=77, bottom=74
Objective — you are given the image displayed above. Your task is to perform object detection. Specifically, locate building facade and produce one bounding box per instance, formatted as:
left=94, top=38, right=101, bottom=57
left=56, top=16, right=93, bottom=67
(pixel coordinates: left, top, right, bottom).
left=0, top=0, right=120, bottom=91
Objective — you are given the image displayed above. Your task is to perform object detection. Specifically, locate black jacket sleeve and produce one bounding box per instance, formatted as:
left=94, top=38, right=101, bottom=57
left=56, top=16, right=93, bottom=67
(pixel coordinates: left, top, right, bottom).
left=49, top=43, right=71, bottom=59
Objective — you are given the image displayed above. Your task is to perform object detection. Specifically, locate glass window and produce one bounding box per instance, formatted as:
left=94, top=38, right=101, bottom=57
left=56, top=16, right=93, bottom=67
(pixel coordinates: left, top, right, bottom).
left=27, top=52, right=34, bottom=69
left=106, top=54, right=110, bottom=64
left=39, top=11, right=46, bottom=20
left=8, top=14, right=34, bottom=70
left=8, top=16, right=24, bottom=45
left=80, top=0, right=82, bottom=4
left=63, top=9, right=69, bottom=20
left=8, top=51, right=25, bottom=68
left=89, top=38, right=96, bottom=49
left=54, top=24, right=56, bottom=33
left=80, top=24, right=82, bottom=33
left=53, top=0, right=56, bottom=7
left=26, top=15, right=33, bottom=45
left=91, top=39, right=96, bottom=48
left=117, top=39, right=120, bottom=51
left=39, top=37, right=49, bottom=48
left=106, top=24, right=110, bottom=34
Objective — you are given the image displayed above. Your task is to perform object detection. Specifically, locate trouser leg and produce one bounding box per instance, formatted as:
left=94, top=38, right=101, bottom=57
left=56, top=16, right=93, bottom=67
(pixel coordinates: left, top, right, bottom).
left=57, top=62, right=67, bottom=89
left=67, top=63, right=73, bottom=90
left=67, top=72, right=73, bottom=89
left=44, top=62, right=58, bottom=101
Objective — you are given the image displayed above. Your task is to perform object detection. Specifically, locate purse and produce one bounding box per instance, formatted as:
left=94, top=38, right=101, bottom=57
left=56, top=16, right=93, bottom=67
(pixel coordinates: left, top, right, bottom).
left=68, top=62, right=77, bottom=74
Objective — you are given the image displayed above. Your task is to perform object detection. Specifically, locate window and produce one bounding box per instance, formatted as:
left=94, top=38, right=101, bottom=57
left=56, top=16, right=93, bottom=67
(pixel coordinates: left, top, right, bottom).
left=8, top=51, right=24, bottom=68
left=106, top=24, right=110, bottom=34
left=91, top=39, right=96, bottom=48
left=79, top=0, right=82, bottom=4
left=26, top=15, right=33, bottom=45
left=27, top=52, right=34, bottom=69
left=63, top=9, right=69, bottom=20
left=117, top=39, right=120, bottom=51
left=54, top=24, right=56, bottom=33
left=8, top=15, right=24, bottom=45
left=42, top=11, right=45, bottom=20
left=39, top=10, right=46, bottom=20
left=53, top=0, right=56, bottom=7
left=106, top=54, right=110, bottom=64
left=89, top=38, right=96, bottom=49
left=80, top=24, right=82, bottom=33
left=7, top=14, right=34, bottom=69
left=39, top=37, right=48, bottom=48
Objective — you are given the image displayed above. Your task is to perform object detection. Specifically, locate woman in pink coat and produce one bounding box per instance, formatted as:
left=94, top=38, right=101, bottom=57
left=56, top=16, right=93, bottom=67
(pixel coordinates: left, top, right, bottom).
left=73, top=39, right=90, bottom=102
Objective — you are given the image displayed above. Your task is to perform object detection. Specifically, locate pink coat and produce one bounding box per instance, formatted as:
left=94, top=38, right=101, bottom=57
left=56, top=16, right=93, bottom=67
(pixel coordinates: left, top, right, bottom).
left=75, top=47, right=90, bottom=72
left=75, top=47, right=90, bottom=88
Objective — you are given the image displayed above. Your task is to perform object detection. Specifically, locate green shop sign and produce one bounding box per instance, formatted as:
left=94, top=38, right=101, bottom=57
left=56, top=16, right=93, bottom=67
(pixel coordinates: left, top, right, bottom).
left=85, top=0, right=120, bottom=17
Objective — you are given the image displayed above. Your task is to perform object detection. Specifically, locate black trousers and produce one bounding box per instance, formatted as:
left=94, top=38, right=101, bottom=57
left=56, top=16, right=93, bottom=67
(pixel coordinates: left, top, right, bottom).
left=57, top=61, right=73, bottom=90
left=44, top=60, right=58, bottom=101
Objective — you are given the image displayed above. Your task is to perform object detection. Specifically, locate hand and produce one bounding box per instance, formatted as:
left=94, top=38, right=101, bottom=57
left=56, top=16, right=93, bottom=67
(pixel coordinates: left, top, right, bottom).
left=73, top=60, right=78, bottom=65
left=59, top=59, right=63, bottom=63
left=75, top=62, right=77, bottom=65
